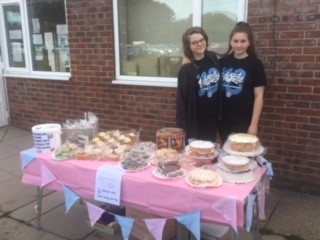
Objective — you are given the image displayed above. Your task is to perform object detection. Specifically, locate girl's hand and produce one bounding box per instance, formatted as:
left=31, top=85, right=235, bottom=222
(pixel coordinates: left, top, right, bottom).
left=247, top=125, right=258, bottom=136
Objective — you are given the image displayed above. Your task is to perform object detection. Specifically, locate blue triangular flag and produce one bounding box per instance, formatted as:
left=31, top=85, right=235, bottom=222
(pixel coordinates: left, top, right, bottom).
left=21, top=149, right=38, bottom=169
left=115, top=215, right=135, bottom=240
left=63, top=185, right=80, bottom=213
left=266, top=162, right=274, bottom=177
left=176, top=211, right=201, bottom=240
left=246, top=194, right=256, bottom=232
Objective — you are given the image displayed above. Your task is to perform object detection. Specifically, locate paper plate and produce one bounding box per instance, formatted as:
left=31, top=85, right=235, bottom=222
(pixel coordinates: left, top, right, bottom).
left=216, top=168, right=256, bottom=184
left=51, top=151, right=74, bottom=161
left=184, top=146, right=219, bottom=160
left=217, top=159, right=258, bottom=173
left=222, top=141, right=265, bottom=157
left=185, top=174, right=223, bottom=188
left=152, top=168, right=186, bottom=180
left=119, top=161, right=151, bottom=172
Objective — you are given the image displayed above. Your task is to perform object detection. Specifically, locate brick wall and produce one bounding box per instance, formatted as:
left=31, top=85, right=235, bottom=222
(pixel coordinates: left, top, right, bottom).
left=248, top=0, right=320, bottom=193
left=6, top=0, right=320, bottom=194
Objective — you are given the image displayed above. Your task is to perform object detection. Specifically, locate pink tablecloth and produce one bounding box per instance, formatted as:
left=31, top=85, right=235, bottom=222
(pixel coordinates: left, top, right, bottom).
left=21, top=149, right=266, bottom=228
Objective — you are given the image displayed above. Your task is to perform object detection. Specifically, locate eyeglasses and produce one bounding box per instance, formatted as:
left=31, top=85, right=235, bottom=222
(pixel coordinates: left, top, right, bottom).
left=190, top=38, right=206, bottom=46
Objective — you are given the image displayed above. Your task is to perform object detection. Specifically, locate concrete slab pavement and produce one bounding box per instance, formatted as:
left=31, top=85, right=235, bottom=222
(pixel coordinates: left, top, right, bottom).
left=0, top=125, right=320, bottom=240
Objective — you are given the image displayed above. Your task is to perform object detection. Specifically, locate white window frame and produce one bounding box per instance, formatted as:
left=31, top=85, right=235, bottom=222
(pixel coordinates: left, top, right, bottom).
left=0, top=0, right=71, bottom=81
left=112, top=0, right=247, bottom=88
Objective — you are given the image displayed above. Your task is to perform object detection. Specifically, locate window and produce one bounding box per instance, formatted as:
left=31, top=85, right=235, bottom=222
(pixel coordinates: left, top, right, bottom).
left=0, top=0, right=70, bottom=80
left=113, top=0, right=247, bottom=87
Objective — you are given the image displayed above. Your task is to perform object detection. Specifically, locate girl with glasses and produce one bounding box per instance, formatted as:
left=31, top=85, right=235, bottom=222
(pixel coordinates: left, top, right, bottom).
left=176, top=27, right=222, bottom=142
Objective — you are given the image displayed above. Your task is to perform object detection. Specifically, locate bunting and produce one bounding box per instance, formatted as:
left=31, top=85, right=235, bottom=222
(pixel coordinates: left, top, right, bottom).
left=63, top=185, right=80, bottom=213
left=85, top=201, right=105, bottom=227
left=245, top=194, right=256, bottom=232
left=211, top=196, right=237, bottom=231
left=176, top=211, right=201, bottom=240
left=40, top=164, right=56, bottom=187
left=21, top=148, right=38, bottom=169
left=144, top=218, right=167, bottom=240
left=115, top=215, right=135, bottom=240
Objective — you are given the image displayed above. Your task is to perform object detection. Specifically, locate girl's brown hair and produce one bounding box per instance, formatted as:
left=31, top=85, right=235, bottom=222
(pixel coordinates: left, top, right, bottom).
left=224, top=21, right=257, bottom=57
left=182, top=27, right=209, bottom=60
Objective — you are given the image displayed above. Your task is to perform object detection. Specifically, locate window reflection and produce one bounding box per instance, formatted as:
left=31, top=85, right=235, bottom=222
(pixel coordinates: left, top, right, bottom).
left=27, top=0, right=70, bottom=72
left=203, top=0, right=238, bottom=54
left=118, top=0, right=192, bottom=77
left=3, top=5, right=26, bottom=68
left=117, top=0, right=239, bottom=78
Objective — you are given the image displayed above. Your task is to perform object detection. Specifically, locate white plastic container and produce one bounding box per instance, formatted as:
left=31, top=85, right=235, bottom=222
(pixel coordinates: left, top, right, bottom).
left=32, top=123, right=62, bottom=152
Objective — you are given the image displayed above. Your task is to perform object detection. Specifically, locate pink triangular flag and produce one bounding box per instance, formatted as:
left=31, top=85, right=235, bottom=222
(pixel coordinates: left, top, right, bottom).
left=85, top=201, right=105, bottom=227
left=211, top=196, right=237, bottom=231
left=144, top=218, right=166, bottom=240
left=41, top=164, right=56, bottom=187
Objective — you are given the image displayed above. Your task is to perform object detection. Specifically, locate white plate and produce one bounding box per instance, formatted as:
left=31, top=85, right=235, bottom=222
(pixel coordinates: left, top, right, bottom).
left=185, top=145, right=217, bottom=154
left=121, top=151, right=155, bottom=162
left=152, top=168, right=186, bottom=180
left=119, top=161, right=151, bottom=172
left=184, top=146, right=219, bottom=160
left=216, top=168, right=256, bottom=184
left=185, top=174, right=223, bottom=188
left=217, top=159, right=258, bottom=173
left=222, top=141, right=265, bottom=157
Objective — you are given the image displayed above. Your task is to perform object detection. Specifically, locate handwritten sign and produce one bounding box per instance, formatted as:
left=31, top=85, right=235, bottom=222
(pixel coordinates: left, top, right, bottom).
left=94, top=165, right=124, bottom=205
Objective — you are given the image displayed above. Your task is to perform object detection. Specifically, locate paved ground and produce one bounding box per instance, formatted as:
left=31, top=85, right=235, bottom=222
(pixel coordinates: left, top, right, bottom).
left=0, top=125, right=319, bottom=240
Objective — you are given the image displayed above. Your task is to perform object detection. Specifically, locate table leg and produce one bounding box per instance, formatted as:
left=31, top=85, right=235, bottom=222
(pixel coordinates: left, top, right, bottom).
left=176, top=223, right=191, bottom=240
left=35, top=187, right=43, bottom=229
left=252, top=193, right=260, bottom=240
left=231, top=228, right=240, bottom=240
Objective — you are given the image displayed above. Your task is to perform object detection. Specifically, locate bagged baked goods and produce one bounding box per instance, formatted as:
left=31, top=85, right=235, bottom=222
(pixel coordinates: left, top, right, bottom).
left=157, top=155, right=184, bottom=178
left=184, top=140, right=220, bottom=167
left=156, top=128, right=185, bottom=152
left=53, top=143, right=78, bottom=160
left=156, top=148, right=178, bottom=159
left=77, top=129, right=140, bottom=161
left=119, top=151, right=151, bottom=171
left=131, top=141, right=157, bottom=153
left=97, top=129, right=139, bottom=145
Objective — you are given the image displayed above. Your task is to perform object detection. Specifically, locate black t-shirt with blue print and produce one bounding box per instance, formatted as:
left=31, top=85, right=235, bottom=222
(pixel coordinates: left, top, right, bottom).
left=194, top=55, right=220, bottom=118
left=219, top=54, right=267, bottom=122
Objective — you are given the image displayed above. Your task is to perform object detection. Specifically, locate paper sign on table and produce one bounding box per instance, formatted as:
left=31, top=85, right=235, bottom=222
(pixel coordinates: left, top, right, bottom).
left=94, top=165, right=124, bottom=205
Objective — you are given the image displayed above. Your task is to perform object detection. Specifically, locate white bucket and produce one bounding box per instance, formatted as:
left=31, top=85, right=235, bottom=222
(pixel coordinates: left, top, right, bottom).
left=32, top=123, right=62, bottom=152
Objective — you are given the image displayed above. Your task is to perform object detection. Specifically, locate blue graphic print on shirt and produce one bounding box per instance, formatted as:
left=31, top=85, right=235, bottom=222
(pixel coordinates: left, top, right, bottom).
left=197, top=67, right=220, bottom=97
left=222, top=68, right=246, bottom=97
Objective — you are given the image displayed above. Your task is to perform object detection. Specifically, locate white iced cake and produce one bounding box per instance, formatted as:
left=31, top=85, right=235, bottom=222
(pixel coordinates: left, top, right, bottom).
left=221, top=155, right=250, bottom=172
left=189, top=140, right=215, bottom=154
left=228, top=133, right=259, bottom=152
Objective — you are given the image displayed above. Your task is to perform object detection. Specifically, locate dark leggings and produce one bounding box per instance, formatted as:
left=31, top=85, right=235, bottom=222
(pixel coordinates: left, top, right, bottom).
left=196, top=118, right=218, bottom=142
left=218, top=118, right=251, bottom=144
